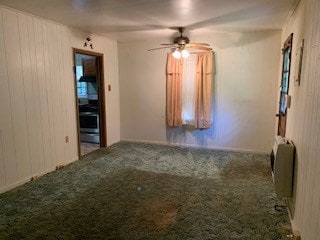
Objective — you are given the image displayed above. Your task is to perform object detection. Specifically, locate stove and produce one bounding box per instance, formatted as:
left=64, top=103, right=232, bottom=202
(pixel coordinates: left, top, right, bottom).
left=78, top=103, right=99, bottom=113
left=78, top=102, right=100, bottom=143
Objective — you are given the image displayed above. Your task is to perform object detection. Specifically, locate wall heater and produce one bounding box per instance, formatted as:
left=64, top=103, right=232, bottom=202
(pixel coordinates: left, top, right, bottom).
left=271, top=136, right=295, bottom=198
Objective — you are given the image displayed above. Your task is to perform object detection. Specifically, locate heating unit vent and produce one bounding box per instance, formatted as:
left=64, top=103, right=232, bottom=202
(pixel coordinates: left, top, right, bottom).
left=271, top=136, right=295, bottom=198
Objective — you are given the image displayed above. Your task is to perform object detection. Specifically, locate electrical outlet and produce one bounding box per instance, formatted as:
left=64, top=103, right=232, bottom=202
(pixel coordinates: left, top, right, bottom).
left=65, top=136, right=69, bottom=143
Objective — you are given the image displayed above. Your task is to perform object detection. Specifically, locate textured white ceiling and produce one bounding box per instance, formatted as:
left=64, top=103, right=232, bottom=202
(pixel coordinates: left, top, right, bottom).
left=0, top=0, right=298, bottom=42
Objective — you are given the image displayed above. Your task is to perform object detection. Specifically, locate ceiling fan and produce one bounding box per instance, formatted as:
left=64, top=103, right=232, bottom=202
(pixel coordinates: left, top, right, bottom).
left=148, top=27, right=212, bottom=55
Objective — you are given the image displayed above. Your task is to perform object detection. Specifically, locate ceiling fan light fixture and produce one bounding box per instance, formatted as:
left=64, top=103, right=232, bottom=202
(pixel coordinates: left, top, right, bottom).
left=181, top=49, right=190, bottom=58
left=149, top=27, right=211, bottom=55
left=172, top=49, right=182, bottom=59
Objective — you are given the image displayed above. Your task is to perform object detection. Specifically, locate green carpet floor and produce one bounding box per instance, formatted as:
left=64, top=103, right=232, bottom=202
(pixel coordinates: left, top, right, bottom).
left=0, top=141, right=291, bottom=239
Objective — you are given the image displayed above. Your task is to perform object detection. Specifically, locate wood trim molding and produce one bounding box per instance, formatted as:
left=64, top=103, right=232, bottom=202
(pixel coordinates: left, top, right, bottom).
left=282, top=33, right=294, bottom=52
left=72, top=48, right=107, bottom=159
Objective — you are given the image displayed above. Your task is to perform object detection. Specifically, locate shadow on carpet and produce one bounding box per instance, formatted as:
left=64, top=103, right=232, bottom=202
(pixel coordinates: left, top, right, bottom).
left=0, top=142, right=291, bottom=239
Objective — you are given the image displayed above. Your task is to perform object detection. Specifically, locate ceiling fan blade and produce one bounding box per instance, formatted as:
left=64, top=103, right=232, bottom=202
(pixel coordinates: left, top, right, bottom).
left=160, top=43, right=176, bottom=46
left=188, top=43, right=210, bottom=46
left=148, top=46, right=174, bottom=51
left=186, top=45, right=212, bottom=51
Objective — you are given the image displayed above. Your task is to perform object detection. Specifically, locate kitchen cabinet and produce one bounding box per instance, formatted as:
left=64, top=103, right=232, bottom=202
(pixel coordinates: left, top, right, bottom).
left=82, top=59, right=96, bottom=76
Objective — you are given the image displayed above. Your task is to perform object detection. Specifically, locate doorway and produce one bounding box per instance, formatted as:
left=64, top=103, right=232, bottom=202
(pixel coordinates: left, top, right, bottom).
left=277, top=33, right=293, bottom=137
left=73, top=49, right=106, bottom=157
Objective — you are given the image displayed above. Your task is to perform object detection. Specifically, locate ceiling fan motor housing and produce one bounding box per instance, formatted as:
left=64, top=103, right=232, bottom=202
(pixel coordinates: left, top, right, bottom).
left=148, top=26, right=211, bottom=52
left=174, top=36, right=190, bottom=45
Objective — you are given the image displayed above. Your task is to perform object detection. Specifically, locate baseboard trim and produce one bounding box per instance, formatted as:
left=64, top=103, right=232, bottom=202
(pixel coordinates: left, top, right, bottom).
left=121, top=138, right=270, bottom=154
left=0, top=166, right=54, bottom=194
left=0, top=158, right=79, bottom=194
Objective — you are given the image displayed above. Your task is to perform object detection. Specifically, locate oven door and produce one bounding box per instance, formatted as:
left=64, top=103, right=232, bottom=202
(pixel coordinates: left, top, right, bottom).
left=79, top=112, right=99, bottom=134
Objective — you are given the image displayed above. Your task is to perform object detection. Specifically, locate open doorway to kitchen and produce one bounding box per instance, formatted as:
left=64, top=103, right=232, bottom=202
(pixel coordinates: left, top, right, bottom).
left=73, top=49, right=106, bottom=157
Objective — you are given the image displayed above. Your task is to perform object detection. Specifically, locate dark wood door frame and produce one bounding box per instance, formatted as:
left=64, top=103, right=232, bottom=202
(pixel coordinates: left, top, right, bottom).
left=277, top=33, right=293, bottom=137
left=73, top=48, right=106, bottom=158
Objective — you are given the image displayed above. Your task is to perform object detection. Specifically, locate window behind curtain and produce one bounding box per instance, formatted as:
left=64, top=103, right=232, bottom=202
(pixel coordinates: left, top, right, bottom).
left=166, top=51, right=214, bottom=129
left=182, top=54, right=197, bottom=125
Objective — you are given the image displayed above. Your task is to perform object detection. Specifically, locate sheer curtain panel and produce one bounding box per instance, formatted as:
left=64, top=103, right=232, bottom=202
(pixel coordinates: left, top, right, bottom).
left=182, top=54, right=197, bottom=125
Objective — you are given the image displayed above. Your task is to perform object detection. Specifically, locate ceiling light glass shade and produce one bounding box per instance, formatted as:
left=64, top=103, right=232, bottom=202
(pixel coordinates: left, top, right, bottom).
left=181, top=49, right=190, bottom=58
left=172, top=49, right=181, bottom=59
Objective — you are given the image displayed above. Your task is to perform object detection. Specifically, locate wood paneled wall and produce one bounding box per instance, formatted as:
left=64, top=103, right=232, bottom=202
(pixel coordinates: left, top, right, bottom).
left=281, top=0, right=320, bottom=238
left=0, top=6, right=120, bottom=193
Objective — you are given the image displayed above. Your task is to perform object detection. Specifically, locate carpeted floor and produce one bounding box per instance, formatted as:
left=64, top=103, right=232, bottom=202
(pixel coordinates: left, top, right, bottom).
left=0, top=141, right=291, bottom=239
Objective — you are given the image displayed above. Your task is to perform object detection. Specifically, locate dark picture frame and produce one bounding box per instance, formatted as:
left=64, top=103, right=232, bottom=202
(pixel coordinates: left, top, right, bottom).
left=294, top=38, right=304, bottom=86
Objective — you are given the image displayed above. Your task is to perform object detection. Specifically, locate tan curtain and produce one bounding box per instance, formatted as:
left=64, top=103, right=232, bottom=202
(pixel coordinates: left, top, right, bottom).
left=194, top=51, right=214, bottom=129
left=166, top=54, right=183, bottom=127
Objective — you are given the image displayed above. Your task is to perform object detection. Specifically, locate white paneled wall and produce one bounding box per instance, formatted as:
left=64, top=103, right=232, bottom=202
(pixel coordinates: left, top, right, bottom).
left=281, top=0, right=320, bottom=238
left=0, top=6, right=120, bottom=193
left=119, top=31, right=281, bottom=153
